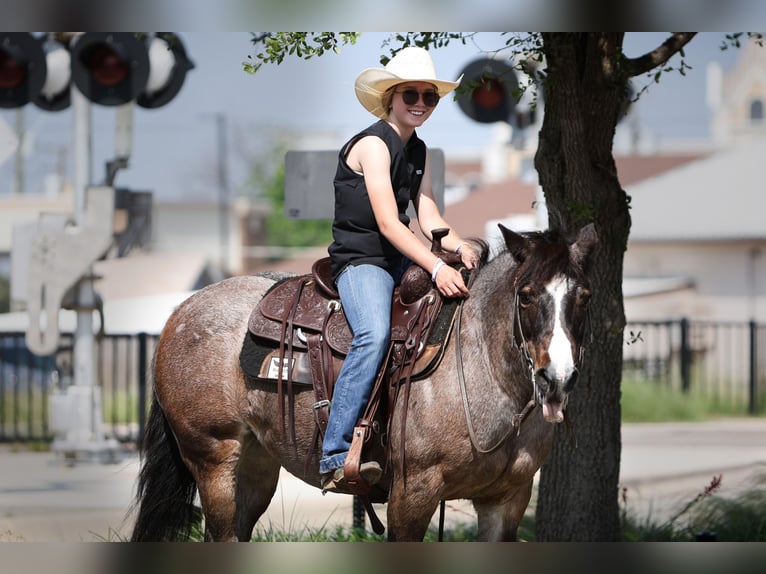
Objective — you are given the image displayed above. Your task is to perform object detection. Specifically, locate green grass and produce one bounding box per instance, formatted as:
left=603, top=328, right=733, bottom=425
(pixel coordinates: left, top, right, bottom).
left=621, top=378, right=747, bottom=422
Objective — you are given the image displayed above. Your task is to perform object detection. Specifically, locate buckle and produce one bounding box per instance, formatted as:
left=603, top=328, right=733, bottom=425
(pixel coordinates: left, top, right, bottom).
left=313, top=399, right=331, bottom=411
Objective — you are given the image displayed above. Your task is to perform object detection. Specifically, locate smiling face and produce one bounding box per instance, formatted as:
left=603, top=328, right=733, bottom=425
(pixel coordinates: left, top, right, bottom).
left=387, top=81, right=439, bottom=130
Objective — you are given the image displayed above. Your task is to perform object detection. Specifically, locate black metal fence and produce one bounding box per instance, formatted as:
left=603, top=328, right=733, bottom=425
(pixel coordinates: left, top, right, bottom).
left=1, top=318, right=764, bottom=443
left=623, top=319, right=766, bottom=414
left=0, top=331, right=158, bottom=444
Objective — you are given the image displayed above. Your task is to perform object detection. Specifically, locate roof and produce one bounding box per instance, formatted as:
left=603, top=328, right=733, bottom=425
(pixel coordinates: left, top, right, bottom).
left=615, top=153, right=708, bottom=187
left=442, top=179, right=538, bottom=240
left=623, top=276, right=695, bottom=298
left=92, top=252, right=214, bottom=299
left=626, top=138, right=766, bottom=241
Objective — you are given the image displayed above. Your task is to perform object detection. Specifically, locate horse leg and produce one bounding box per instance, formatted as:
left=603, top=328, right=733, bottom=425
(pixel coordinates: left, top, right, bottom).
left=233, top=433, right=281, bottom=541
left=386, top=476, right=442, bottom=541
left=473, top=479, right=534, bottom=541
left=180, top=437, right=243, bottom=542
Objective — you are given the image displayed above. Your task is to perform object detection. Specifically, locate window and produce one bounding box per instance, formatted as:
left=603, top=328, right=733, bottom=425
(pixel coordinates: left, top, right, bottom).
left=750, top=99, right=764, bottom=121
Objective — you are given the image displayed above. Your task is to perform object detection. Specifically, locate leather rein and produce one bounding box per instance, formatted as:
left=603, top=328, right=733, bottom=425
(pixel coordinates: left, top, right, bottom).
left=455, top=293, right=536, bottom=454
left=455, top=289, right=587, bottom=454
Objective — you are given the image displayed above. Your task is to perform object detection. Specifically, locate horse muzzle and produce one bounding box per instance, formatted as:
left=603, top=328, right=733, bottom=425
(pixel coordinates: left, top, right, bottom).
left=535, top=368, right=576, bottom=423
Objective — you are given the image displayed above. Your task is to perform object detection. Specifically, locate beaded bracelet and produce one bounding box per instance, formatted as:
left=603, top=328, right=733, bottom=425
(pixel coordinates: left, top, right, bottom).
left=431, top=259, right=445, bottom=282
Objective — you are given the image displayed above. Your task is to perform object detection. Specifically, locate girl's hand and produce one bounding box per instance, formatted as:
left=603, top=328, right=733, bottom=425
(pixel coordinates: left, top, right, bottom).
left=433, top=263, right=469, bottom=298
left=457, top=243, right=479, bottom=270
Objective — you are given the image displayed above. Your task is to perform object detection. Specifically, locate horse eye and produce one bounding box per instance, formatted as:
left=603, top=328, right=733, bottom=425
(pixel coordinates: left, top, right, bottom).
left=518, top=289, right=535, bottom=308
left=578, top=288, right=591, bottom=305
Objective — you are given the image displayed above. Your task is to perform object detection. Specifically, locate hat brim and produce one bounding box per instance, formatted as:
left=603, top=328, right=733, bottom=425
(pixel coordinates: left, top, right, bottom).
left=355, top=68, right=462, bottom=119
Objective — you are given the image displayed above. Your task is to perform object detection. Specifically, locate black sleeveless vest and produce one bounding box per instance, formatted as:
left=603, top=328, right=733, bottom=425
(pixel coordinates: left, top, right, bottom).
left=328, top=120, right=427, bottom=281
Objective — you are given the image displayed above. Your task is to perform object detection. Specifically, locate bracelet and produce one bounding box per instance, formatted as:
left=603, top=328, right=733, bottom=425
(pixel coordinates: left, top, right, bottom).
left=455, top=242, right=469, bottom=256
left=431, top=259, right=445, bottom=282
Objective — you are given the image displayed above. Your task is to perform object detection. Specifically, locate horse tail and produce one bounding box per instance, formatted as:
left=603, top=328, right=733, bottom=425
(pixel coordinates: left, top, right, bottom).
left=129, top=395, right=201, bottom=541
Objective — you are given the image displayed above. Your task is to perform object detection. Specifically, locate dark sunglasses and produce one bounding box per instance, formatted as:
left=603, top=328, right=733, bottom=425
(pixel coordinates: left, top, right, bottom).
left=396, top=89, right=440, bottom=108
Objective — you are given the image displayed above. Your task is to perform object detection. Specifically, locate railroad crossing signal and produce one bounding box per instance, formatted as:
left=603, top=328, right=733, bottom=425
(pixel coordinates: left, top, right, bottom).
left=0, top=32, right=194, bottom=110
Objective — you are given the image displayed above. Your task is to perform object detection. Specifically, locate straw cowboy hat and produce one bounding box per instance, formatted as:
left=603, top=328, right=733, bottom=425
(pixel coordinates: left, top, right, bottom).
left=354, top=46, right=463, bottom=119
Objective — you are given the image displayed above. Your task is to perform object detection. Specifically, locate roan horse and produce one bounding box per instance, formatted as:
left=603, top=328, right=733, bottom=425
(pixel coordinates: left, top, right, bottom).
left=129, top=223, right=597, bottom=541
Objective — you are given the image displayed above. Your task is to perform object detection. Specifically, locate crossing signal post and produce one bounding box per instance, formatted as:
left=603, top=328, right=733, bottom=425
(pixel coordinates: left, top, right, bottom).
left=5, top=32, right=194, bottom=463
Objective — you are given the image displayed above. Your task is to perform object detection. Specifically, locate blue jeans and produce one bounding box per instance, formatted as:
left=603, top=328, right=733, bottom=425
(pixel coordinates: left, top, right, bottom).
left=319, top=262, right=407, bottom=474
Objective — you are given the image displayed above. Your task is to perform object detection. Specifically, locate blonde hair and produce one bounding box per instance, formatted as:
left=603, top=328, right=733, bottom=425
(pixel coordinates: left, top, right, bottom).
left=381, top=87, right=396, bottom=117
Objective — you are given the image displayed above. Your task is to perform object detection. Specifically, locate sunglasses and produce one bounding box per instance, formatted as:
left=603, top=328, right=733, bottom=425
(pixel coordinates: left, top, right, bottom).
left=396, top=89, right=440, bottom=108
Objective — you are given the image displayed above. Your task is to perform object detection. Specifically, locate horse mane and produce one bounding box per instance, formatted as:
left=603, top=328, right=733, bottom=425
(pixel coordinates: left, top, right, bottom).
left=483, top=228, right=589, bottom=287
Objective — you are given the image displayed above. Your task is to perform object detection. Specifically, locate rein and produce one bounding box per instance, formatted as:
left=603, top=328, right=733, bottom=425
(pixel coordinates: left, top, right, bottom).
left=455, top=297, right=536, bottom=454
left=455, top=287, right=589, bottom=454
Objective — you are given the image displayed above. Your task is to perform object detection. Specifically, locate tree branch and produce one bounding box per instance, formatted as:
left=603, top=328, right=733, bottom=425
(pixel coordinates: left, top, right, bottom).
left=625, top=32, right=697, bottom=77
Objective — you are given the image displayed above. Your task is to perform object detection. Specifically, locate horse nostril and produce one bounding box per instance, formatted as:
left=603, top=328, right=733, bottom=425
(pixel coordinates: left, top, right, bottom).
left=535, top=369, right=551, bottom=393
left=564, top=369, right=579, bottom=393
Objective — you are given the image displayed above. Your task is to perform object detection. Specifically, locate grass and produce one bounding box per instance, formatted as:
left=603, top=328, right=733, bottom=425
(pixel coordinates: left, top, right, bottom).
left=621, top=378, right=748, bottom=422
left=243, top=471, right=766, bottom=542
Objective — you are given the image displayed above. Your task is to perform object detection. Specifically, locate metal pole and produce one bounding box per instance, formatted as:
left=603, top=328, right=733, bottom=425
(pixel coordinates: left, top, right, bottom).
left=352, top=495, right=365, bottom=531
left=50, top=83, right=118, bottom=463
left=749, top=320, right=757, bottom=415
left=14, top=108, right=23, bottom=194
left=137, top=332, right=148, bottom=447
left=72, top=86, right=95, bottom=393
left=679, top=317, right=691, bottom=393
left=216, top=113, right=230, bottom=274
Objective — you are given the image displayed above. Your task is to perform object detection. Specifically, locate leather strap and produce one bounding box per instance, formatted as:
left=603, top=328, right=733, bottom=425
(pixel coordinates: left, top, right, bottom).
left=278, top=279, right=307, bottom=443
left=307, top=333, right=331, bottom=437
left=343, top=425, right=370, bottom=495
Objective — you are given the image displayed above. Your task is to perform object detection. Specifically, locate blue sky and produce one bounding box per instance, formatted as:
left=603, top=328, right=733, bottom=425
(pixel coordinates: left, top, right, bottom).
left=0, top=33, right=745, bottom=203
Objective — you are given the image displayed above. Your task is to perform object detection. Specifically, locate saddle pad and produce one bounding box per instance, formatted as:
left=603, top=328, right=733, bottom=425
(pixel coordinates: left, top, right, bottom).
left=240, top=332, right=343, bottom=386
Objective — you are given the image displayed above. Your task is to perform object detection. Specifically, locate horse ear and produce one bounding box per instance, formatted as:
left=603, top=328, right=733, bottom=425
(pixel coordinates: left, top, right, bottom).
left=498, top=223, right=528, bottom=263
left=570, top=223, right=598, bottom=267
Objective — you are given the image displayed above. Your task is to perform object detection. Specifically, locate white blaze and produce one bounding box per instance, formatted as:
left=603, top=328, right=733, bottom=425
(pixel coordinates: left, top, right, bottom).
left=546, top=276, right=575, bottom=383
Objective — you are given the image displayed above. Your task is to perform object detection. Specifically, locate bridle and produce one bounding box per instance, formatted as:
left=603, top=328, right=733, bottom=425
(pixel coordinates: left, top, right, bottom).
left=455, top=283, right=590, bottom=454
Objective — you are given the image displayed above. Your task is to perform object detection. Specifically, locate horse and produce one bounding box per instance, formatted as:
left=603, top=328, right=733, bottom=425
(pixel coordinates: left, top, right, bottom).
left=129, top=222, right=597, bottom=542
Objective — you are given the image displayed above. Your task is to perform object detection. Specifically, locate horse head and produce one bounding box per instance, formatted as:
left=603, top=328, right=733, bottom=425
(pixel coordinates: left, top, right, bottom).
left=499, top=223, right=598, bottom=423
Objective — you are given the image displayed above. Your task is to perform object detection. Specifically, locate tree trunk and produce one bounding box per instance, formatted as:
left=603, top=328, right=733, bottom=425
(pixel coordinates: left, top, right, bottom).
left=534, top=33, right=630, bottom=541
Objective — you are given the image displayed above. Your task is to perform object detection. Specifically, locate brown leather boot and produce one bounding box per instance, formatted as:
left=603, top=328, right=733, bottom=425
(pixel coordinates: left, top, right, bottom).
left=320, top=461, right=382, bottom=494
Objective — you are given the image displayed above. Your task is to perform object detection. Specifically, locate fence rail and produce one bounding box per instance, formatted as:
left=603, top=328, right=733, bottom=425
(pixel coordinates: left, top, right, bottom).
left=623, top=319, right=766, bottom=414
left=1, top=318, right=764, bottom=443
left=1, top=331, right=158, bottom=444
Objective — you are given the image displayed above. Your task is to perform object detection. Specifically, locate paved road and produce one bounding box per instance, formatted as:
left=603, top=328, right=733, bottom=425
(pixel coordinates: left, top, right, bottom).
left=1, top=418, right=764, bottom=542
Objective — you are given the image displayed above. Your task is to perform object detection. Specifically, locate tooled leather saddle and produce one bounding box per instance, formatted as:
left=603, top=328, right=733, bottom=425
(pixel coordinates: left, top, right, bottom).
left=240, top=230, right=465, bottom=507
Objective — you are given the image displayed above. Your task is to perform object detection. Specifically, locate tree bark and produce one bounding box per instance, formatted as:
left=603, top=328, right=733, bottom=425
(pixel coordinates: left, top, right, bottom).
left=534, top=32, right=630, bottom=541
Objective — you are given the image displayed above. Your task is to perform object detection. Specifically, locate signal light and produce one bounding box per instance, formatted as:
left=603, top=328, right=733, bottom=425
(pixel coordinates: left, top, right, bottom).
left=456, top=58, right=518, bottom=124
left=137, top=33, right=195, bottom=109
left=70, top=33, right=150, bottom=106
left=0, top=33, right=46, bottom=109
left=0, top=32, right=193, bottom=110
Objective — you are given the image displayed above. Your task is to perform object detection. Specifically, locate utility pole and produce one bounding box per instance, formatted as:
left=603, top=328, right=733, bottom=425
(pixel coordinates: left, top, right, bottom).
left=14, top=108, right=24, bottom=194
left=216, top=112, right=230, bottom=275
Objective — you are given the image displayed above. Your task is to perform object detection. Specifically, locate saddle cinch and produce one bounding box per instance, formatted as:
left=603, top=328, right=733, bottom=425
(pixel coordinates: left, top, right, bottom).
left=241, top=229, right=464, bottom=500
